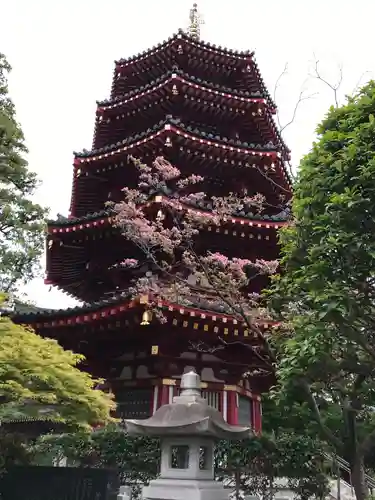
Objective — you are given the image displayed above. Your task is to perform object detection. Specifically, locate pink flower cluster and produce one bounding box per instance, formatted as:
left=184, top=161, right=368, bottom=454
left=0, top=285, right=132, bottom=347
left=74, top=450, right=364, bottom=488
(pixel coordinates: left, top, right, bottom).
left=180, top=192, right=206, bottom=204
left=253, top=259, right=279, bottom=275
left=153, top=156, right=181, bottom=181
left=177, top=174, right=204, bottom=189
left=119, top=258, right=139, bottom=268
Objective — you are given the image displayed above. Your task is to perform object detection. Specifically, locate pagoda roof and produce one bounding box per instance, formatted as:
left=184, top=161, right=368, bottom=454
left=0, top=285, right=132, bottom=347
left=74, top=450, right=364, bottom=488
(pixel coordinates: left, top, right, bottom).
left=95, top=69, right=288, bottom=156
left=116, top=30, right=253, bottom=67
left=47, top=209, right=112, bottom=231
left=47, top=199, right=289, bottom=234
left=114, top=29, right=275, bottom=108
left=11, top=293, right=278, bottom=332
left=75, top=117, right=280, bottom=160
left=99, top=68, right=269, bottom=108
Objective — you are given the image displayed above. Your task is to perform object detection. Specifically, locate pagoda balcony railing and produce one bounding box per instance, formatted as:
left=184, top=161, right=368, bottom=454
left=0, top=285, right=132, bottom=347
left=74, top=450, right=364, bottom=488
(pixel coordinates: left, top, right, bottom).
left=202, top=390, right=222, bottom=411
left=113, top=385, right=256, bottom=428
left=176, top=387, right=221, bottom=411
left=116, top=388, right=222, bottom=420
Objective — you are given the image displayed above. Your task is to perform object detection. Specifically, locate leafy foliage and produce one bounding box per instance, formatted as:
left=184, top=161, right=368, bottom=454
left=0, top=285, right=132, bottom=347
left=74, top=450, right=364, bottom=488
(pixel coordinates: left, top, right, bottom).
left=33, top=423, right=328, bottom=500
left=0, top=53, right=47, bottom=292
left=0, top=312, right=115, bottom=428
left=270, top=81, right=375, bottom=499
left=33, top=426, right=159, bottom=498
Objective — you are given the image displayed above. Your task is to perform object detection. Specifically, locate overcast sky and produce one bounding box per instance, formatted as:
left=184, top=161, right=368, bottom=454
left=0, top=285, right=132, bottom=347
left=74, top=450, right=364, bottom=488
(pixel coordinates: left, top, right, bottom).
left=1, top=0, right=374, bottom=309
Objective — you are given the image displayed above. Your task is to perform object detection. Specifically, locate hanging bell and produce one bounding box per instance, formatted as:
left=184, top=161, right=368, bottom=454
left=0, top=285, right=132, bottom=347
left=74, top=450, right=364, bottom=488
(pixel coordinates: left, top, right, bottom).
left=48, top=239, right=53, bottom=249
left=165, top=137, right=172, bottom=147
left=156, top=209, right=164, bottom=220
left=141, top=310, right=151, bottom=326
left=172, top=84, right=179, bottom=95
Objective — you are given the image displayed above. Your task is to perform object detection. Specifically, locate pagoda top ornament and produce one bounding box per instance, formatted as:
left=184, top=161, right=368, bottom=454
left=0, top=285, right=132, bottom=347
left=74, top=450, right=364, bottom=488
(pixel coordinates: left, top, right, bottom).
left=187, top=3, right=204, bottom=40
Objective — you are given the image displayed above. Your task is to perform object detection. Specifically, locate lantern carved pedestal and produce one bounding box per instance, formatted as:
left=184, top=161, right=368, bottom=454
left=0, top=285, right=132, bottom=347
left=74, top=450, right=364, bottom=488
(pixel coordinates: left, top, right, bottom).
left=124, top=370, right=251, bottom=500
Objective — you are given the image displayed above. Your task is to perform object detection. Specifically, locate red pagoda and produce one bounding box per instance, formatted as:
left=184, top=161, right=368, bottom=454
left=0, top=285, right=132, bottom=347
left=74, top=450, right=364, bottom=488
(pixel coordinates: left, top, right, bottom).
left=12, top=6, right=292, bottom=431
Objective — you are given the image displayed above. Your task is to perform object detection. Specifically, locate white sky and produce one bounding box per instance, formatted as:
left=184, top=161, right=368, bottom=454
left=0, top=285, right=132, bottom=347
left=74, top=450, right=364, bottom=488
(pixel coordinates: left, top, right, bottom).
left=1, top=0, right=374, bottom=309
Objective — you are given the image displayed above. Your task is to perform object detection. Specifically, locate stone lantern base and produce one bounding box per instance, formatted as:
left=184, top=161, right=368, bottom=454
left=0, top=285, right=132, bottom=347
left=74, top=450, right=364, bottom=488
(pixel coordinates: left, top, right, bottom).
left=142, top=477, right=229, bottom=500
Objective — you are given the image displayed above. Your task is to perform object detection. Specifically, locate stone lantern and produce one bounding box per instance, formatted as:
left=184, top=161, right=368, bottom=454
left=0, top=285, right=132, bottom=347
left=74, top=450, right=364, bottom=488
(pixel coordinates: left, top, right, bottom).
left=124, top=370, right=252, bottom=500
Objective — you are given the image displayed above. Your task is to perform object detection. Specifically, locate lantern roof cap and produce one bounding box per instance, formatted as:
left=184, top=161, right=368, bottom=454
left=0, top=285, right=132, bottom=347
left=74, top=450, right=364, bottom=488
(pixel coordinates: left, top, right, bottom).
left=124, top=370, right=252, bottom=440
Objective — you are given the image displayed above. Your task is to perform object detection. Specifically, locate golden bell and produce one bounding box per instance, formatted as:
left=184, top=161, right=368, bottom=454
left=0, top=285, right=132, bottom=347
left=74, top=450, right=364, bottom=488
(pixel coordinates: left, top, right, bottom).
left=141, top=310, right=151, bottom=326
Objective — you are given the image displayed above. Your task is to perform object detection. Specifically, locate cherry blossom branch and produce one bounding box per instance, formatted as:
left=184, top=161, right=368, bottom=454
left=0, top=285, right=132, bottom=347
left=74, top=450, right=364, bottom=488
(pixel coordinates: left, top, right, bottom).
left=114, top=156, right=280, bottom=368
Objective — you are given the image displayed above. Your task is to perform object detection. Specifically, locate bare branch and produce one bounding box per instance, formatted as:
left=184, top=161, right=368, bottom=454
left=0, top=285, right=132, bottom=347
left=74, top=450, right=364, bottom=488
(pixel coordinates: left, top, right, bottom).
left=310, top=55, right=343, bottom=108
left=352, top=70, right=372, bottom=95
left=188, top=339, right=224, bottom=354
left=272, top=62, right=317, bottom=146
left=217, top=336, right=274, bottom=374
left=279, top=89, right=318, bottom=133
left=254, top=164, right=293, bottom=193
left=273, top=62, right=289, bottom=131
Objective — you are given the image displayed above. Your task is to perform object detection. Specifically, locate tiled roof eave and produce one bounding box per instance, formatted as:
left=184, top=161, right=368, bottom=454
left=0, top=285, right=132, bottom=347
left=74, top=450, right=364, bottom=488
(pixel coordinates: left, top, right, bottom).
left=11, top=294, right=279, bottom=331
left=47, top=197, right=289, bottom=232
left=74, top=119, right=280, bottom=160
left=98, top=69, right=268, bottom=108
left=115, top=30, right=253, bottom=67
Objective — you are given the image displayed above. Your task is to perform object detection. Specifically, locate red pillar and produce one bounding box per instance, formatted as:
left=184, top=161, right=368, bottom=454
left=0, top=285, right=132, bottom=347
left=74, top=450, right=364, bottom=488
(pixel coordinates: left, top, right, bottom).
left=227, top=391, right=238, bottom=424
left=158, top=384, right=170, bottom=408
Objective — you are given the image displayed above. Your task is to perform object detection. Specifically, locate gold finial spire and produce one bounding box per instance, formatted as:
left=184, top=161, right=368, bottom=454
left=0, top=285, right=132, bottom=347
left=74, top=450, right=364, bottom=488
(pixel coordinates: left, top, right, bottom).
left=188, top=3, right=204, bottom=40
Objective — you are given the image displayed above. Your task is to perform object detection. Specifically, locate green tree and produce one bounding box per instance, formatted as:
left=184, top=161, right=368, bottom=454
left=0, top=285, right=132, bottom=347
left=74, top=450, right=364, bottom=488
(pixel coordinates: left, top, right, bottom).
left=33, top=426, right=160, bottom=498
left=0, top=314, right=115, bottom=428
left=33, top=411, right=329, bottom=500
left=270, top=81, right=375, bottom=500
left=0, top=53, right=47, bottom=292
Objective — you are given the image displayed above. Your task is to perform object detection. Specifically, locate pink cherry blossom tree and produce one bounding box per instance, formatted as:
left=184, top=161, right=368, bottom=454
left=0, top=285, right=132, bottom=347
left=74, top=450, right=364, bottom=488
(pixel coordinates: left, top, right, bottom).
left=113, top=156, right=280, bottom=372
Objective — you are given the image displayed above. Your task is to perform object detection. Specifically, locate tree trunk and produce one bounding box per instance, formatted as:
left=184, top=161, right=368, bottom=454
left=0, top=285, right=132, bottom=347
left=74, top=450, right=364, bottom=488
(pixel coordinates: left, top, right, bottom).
left=351, top=455, right=369, bottom=500
left=234, top=470, right=240, bottom=500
